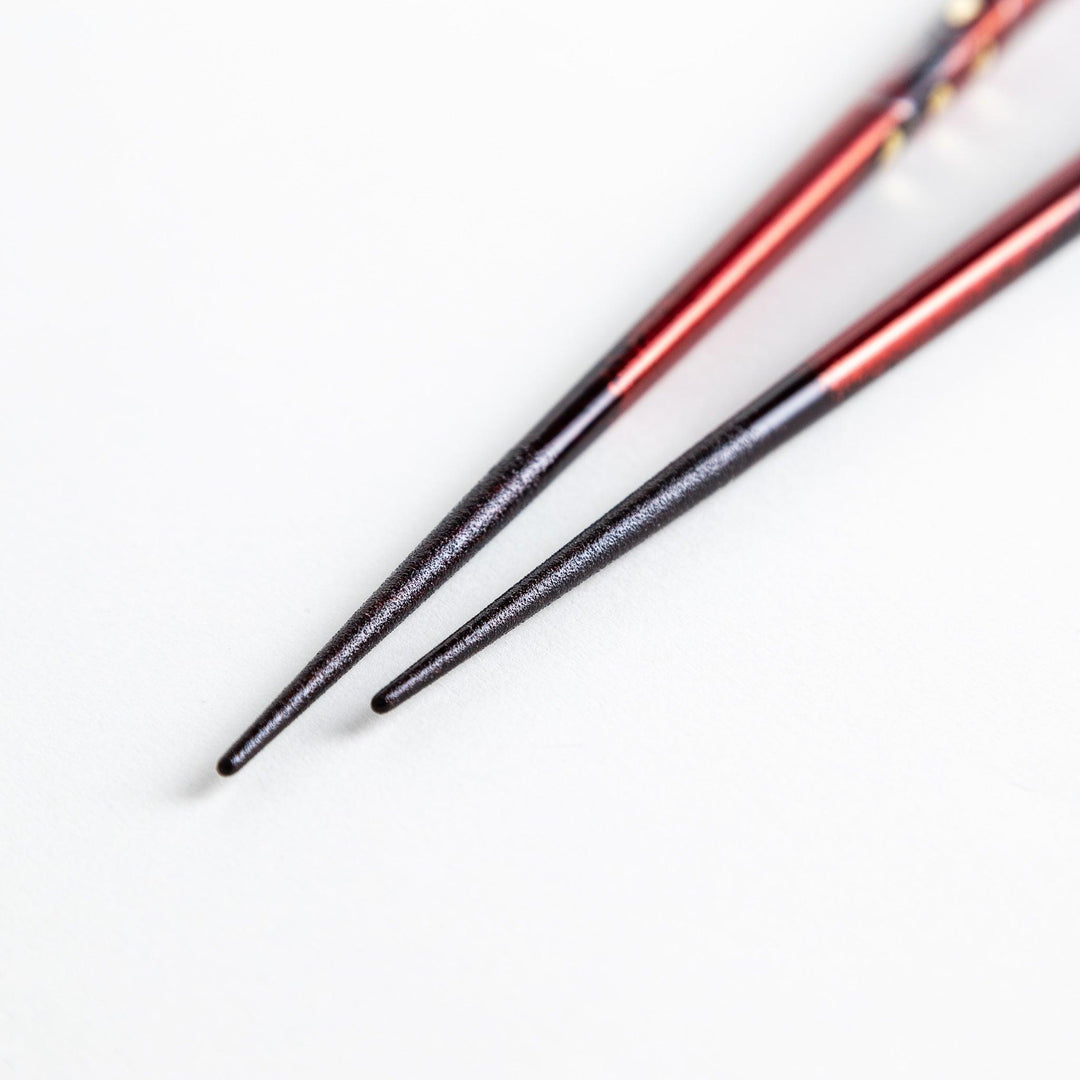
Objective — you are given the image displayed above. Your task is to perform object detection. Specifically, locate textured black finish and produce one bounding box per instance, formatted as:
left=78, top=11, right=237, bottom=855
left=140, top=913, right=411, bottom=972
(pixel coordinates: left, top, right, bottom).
left=217, top=365, right=622, bottom=774
left=370, top=372, right=832, bottom=714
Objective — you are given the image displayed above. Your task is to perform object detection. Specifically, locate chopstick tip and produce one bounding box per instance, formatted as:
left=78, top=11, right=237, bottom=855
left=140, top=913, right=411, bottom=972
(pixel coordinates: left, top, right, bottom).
left=369, top=688, right=398, bottom=715
left=372, top=650, right=452, bottom=713
left=216, top=753, right=242, bottom=777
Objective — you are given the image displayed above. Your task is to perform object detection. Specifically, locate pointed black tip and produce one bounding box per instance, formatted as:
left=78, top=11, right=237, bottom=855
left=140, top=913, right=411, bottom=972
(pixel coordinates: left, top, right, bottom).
left=370, top=688, right=397, bottom=715
left=372, top=655, right=447, bottom=713
left=215, top=676, right=329, bottom=778
left=216, top=753, right=242, bottom=777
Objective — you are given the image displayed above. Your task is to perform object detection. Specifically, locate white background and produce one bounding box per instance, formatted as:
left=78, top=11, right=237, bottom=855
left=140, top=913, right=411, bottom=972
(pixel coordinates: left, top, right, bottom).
left=4, top=0, right=1080, bottom=1075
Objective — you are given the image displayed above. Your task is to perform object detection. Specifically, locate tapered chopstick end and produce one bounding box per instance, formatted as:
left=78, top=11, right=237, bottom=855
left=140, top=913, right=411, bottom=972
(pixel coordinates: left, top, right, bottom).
left=216, top=753, right=242, bottom=777
left=370, top=686, right=403, bottom=715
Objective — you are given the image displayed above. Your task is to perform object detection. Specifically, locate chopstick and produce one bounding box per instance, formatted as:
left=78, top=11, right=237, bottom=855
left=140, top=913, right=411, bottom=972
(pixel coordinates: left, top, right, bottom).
left=371, top=153, right=1080, bottom=713
left=218, top=0, right=1048, bottom=774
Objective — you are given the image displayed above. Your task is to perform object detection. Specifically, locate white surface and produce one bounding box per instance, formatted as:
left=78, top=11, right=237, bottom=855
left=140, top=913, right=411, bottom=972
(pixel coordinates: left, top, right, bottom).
left=3, top=1, right=1080, bottom=1075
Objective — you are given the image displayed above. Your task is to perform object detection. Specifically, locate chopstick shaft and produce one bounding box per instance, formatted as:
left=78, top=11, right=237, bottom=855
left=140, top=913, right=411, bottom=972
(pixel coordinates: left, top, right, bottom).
left=219, top=0, right=1047, bottom=773
left=372, top=153, right=1080, bottom=713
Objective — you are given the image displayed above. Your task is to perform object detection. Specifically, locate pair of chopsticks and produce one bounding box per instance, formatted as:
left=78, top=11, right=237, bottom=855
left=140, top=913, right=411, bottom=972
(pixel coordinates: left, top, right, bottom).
left=218, top=0, right=1077, bottom=776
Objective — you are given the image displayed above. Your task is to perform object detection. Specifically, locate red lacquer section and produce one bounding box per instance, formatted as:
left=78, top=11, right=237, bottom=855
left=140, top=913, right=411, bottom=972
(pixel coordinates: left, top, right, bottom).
left=818, top=156, right=1080, bottom=396
left=604, top=0, right=1053, bottom=404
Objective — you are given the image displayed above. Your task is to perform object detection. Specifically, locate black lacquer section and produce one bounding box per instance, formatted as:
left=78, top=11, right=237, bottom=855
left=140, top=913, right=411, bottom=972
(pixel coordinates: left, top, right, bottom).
left=371, top=371, right=832, bottom=713
left=217, top=364, right=622, bottom=773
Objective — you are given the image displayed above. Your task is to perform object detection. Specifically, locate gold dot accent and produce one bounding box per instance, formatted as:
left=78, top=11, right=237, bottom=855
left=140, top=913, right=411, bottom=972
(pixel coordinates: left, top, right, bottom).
left=971, top=42, right=999, bottom=77
left=878, top=129, right=907, bottom=167
left=927, top=82, right=957, bottom=116
left=944, top=0, right=986, bottom=27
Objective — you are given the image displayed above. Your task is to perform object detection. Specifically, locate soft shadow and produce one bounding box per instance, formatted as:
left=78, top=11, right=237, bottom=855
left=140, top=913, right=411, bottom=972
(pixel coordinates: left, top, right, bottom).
left=334, top=705, right=391, bottom=741
left=175, top=767, right=225, bottom=801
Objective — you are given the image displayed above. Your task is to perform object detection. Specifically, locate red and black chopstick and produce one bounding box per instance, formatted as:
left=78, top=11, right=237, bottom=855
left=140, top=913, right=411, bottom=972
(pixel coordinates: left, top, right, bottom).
left=218, top=0, right=1048, bottom=775
left=370, top=153, right=1080, bottom=713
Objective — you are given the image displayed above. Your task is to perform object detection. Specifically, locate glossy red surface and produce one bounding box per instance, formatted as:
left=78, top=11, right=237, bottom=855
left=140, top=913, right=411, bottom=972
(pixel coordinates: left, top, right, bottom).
left=606, top=100, right=911, bottom=400
left=818, top=155, right=1080, bottom=396
left=604, top=0, right=1053, bottom=403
